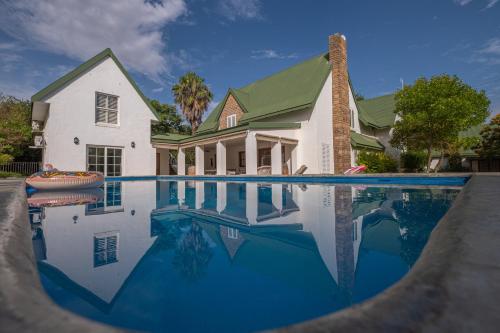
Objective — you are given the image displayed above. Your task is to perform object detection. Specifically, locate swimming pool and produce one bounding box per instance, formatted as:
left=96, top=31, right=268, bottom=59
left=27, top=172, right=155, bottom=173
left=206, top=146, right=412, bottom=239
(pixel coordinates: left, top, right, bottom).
left=28, top=178, right=461, bottom=332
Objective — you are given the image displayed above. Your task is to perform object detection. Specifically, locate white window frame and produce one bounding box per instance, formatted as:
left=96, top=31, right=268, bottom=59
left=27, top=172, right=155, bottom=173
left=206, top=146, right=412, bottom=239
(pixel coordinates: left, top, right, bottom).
left=226, top=114, right=237, bottom=128
left=86, top=145, right=123, bottom=176
left=93, top=231, right=119, bottom=267
left=95, top=92, right=119, bottom=127
left=227, top=227, right=239, bottom=239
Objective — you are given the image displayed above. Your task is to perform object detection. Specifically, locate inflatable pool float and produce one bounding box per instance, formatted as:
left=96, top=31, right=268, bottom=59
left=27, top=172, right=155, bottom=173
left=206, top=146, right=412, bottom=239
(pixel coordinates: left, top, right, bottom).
left=344, top=165, right=367, bottom=175
left=27, top=189, right=104, bottom=208
left=26, top=170, right=104, bottom=190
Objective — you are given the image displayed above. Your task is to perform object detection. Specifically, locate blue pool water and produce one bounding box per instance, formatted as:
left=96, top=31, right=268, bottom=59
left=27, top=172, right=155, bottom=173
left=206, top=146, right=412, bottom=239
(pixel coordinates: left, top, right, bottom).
left=28, top=179, right=461, bottom=332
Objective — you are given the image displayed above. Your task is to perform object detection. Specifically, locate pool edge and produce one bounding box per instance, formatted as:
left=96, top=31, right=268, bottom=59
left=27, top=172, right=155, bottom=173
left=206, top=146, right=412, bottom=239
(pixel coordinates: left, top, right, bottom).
left=1, top=175, right=499, bottom=332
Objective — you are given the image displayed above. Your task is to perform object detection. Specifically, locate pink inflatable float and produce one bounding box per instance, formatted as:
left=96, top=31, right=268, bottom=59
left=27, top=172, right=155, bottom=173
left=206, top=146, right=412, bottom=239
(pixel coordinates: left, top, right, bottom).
left=26, top=170, right=104, bottom=190
left=27, top=189, right=104, bottom=207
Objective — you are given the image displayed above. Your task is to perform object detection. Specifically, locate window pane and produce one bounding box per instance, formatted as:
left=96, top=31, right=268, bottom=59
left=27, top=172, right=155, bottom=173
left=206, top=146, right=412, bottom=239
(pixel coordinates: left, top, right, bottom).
left=96, top=93, right=107, bottom=108
left=108, top=111, right=118, bottom=124
left=88, top=147, right=96, bottom=156
left=97, top=156, right=105, bottom=164
left=97, top=165, right=105, bottom=173
left=108, top=96, right=118, bottom=110
left=107, top=156, right=114, bottom=165
left=97, top=148, right=105, bottom=156
left=88, top=165, right=96, bottom=171
left=96, top=109, right=107, bottom=123
left=107, top=148, right=115, bottom=157
left=107, top=165, right=114, bottom=175
left=115, top=149, right=122, bottom=157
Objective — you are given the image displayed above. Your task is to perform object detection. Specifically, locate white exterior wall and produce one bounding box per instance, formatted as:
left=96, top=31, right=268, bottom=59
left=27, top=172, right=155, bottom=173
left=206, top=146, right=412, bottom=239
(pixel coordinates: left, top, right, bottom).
left=41, top=181, right=157, bottom=303
left=157, top=148, right=170, bottom=175
left=257, top=75, right=334, bottom=174
left=42, top=57, right=157, bottom=176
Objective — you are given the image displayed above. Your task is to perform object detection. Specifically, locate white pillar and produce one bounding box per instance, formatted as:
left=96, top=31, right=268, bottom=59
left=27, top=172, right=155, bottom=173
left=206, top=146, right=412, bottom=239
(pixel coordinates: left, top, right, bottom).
left=217, top=182, right=227, bottom=213
left=195, top=182, right=204, bottom=209
left=245, top=133, right=258, bottom=175
left=177, top=181, right=185, bottom=207
left=246, top=183, right=258, bottom=225
left=291, top=145, right=298, bottom=174
left=216, top=141, right=226, bottom=176
left=177, top=148, right=186, bottom=175
left=271, top=140, right=282, bottom=175
left=195, top=145, right=204, bottom=175
left=272, top=184, right=283, bottom=212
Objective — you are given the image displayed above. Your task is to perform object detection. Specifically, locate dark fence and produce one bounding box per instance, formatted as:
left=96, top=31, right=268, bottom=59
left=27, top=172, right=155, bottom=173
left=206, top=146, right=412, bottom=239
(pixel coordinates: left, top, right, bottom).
left=0, top=162, right=42, bottom=175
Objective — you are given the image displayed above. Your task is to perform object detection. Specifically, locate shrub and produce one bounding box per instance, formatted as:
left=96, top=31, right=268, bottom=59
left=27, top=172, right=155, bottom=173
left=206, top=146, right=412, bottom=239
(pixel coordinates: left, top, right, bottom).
left=400, top=151, right=426, bottom=172
left=447, top=153, right=464, bottom=172
left=357, top=151, right=398, bottom=173
left=0, top=171, right=22, bottom=178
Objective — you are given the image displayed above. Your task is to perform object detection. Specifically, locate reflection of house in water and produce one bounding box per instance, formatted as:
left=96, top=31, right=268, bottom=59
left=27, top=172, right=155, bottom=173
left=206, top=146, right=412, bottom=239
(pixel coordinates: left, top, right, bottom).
left=154, top=180, right=403, bottom=296
left=31, top=181, right=157, bottom=309
left=31, top=179, right=410, bottom=316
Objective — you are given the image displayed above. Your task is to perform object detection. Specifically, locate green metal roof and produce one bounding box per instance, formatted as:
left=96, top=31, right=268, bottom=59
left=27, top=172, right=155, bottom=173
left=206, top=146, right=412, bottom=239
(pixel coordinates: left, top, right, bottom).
left=350, top=131, right=385, bottom=151
left=197, top=53, right=331, bottom=133
left=357, top=94, right=396, bottom=129
left=31, top=48, right=160, bottom=120
left=152, top=122, right=301, bottom=144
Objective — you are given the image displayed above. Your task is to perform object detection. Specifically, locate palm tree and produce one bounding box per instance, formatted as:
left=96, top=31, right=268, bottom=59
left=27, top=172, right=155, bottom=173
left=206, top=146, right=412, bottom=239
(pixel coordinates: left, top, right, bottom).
left=172, top=72, right=213, bottom=135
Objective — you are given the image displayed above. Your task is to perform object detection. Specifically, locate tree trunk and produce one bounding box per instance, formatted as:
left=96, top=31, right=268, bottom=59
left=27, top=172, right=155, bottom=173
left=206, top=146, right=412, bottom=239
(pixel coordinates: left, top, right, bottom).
left=426, top=146, right=433, bottom=174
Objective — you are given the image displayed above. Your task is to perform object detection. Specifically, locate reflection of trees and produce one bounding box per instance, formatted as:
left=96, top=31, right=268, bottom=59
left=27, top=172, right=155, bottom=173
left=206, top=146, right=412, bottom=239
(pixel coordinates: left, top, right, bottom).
left=393, top=189, right=458, bottom=266
left=172, top=222, right=213, bottom=282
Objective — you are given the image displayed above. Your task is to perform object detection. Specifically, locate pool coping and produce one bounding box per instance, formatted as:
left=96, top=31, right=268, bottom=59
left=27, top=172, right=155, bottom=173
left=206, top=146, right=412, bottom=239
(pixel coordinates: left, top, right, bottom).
left=1, top=175, right=499, bottom=332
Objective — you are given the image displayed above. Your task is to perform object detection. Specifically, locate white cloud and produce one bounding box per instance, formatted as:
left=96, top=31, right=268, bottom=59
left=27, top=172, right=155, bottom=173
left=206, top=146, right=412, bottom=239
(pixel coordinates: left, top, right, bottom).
left=453, top=0, right=499, bottom=8
left=251, top=49, right=297, bottom=60
left=471, top=38, right=500, bottom=64
left=454, top=0, right=473, bottom=5
left=152, top=87, right=164, bottom=93
left=0, top=0, right=187, bottom=82
left=218, top=0, right=261, bottom=20
left=486, top=0, right=499, bottom=8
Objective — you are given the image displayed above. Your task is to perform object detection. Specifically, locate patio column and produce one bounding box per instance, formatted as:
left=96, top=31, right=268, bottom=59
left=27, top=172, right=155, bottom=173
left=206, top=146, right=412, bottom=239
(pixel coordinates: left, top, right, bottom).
left=246, top=183, right=258, bottom=225
left=195, top=145, right=204, bottom=175
left=216, top=140, right=226, bottom=175
left=217, top=182, right=227, bottom=213
left=271, top=140, right=282, bottom=175
left=291, top=145, right=298, bottom=174
left=245, top=133, right=258, bottom=175
left=195, top=182, right=204, bottom=209
left=177, top=181, right=185, bottom=206
left=272, top=184, right=283, bottom=212
left=177, top=148, right=186, bottom=175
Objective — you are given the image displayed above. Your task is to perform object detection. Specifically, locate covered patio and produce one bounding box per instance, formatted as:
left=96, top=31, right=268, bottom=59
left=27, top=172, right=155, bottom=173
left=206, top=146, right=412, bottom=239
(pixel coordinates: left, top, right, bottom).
left=152, top=128, right=298, bottom=176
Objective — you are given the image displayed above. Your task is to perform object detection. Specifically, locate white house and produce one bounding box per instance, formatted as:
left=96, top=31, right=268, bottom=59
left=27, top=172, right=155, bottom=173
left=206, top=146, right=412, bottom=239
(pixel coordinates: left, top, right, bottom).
left=152, top=34, right=394, bottom=175
left=31, top=34, right=398, bottom=176
left=31, top=48, right=159, bottom=176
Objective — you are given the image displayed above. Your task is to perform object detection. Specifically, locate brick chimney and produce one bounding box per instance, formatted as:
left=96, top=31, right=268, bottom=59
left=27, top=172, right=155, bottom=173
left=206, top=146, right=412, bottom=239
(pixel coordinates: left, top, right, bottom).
left=329, top=33, right=352, bottom=174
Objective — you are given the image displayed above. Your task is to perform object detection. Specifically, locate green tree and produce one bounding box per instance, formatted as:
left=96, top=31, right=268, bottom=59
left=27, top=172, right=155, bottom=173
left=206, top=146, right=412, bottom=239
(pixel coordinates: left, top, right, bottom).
left=172, top=72, right=213, bottom=135
left=390, top=75, right=490, bottom=172
left=0, top=94, right=33, bottom=164
left=150, top=99, right=191, bottom=135
left=354, top=92, right=365, bottom=101
left=475, top=114, right=500, bottom=158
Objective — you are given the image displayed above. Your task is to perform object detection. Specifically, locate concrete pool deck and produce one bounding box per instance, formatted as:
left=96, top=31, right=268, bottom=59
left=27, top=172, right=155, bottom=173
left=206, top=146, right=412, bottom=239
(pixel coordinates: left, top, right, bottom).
left=0, top=175, right=499, bottom=332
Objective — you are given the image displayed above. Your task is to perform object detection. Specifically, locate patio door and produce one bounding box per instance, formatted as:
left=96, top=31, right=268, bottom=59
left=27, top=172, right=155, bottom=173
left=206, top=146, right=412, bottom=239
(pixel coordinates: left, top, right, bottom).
left=87, top=146, right=122, bottom=176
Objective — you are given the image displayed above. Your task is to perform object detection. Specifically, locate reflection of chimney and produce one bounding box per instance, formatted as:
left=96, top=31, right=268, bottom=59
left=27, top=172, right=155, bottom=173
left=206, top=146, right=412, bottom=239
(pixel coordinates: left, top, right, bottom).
left=334, top=185, right=354, bottom=302
left=329, top=34, right=352, bottom=174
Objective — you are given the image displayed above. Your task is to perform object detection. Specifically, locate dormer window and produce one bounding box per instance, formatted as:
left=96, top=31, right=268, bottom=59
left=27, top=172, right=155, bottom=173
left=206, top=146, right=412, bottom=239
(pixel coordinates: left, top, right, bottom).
left=350, top=109, right=355, bottom=128
left=226, top=114, right=237, bottom=128
left=96, top=92, right=118, bottom=125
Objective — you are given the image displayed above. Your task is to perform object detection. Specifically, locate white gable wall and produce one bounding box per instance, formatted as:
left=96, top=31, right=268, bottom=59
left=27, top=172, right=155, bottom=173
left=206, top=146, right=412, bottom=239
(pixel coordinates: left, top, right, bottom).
left=42, top=57, right=156, bottom=176
left=258, top=74, right=334, bottom=174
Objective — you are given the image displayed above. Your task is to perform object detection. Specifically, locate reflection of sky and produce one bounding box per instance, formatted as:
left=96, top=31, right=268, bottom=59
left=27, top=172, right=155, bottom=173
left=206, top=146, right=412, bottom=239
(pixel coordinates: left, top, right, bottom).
left=29, top=180, right=460, bottom=333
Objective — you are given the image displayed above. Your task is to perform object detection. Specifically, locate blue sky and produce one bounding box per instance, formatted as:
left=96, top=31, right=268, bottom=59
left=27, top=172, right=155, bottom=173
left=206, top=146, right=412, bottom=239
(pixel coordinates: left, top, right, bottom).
left=1, top=0, right=499, bottom=117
